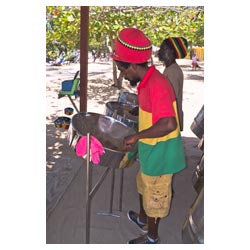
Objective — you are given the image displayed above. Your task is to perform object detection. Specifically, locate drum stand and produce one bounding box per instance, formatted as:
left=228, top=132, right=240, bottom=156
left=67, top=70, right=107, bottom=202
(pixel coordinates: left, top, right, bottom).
left=85, top=133, right=124, bottom=244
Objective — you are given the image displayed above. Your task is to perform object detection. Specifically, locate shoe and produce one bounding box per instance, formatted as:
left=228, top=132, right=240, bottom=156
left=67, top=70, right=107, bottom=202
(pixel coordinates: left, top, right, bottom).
left=127, top=210, right=148, bottom=233
left=127, top=234, right=160, bottom=244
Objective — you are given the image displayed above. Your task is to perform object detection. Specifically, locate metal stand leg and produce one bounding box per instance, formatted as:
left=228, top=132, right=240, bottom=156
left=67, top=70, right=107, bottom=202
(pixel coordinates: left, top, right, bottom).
left=84, top=134, right=127, bottom=243
left=84, top=134, right=119, bottom=243
left=119, top=169, right=124, bottom=212
left=85, top=133, right=91, bottom=244
left=68, top=95, right=80, bottom=113
left=96, top=168, right=120, bottom=218
left=109, top=168, right=115, bottom=214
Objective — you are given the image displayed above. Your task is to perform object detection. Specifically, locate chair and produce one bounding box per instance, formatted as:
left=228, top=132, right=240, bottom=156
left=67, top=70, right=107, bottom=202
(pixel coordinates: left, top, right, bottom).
left=58, top=71, right=80, bottom=113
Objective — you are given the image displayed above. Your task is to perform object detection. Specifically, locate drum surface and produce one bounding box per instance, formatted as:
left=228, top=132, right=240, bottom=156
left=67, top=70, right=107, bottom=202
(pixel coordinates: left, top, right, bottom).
left=105, top=101, right=138, bottom=130
left=118, top=91, right=138, bottom=105
left=192, top=155, right=204, bottom=193
left=182, top=188, right=204, bottom=244
left=190, top=105, right=204, bottom=139
left=68, top=112, right=138, bottom=168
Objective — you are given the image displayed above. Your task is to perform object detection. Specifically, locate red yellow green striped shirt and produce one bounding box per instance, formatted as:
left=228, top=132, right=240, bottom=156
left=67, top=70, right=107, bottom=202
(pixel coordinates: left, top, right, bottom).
left=137, top=66, right=186, bottom=176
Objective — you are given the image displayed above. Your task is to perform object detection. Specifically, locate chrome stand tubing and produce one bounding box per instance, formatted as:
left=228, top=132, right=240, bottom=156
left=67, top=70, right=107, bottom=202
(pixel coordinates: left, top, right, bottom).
left=109, top=168, right=115, bottom=214
left=119, top=169, right=124, bottom=212
left=96, top=168, right=120, bottom=218
left=85, top=133, right=122, bottom=243
left=85, top=133, right=91, bottom=244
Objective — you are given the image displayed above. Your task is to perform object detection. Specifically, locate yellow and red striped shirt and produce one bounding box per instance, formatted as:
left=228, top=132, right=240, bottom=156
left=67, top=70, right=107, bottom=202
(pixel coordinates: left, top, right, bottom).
left=137, top=66, right=186, bottom=176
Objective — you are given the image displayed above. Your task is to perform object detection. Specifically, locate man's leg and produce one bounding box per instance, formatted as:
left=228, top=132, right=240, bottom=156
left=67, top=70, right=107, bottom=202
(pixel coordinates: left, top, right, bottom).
left=138, top=173, right=173, bottom=241
left=147, top=217, right=160, bottom=240
left=138, top=194, right=160, bottom=240
left=127, top=172, right=172, bottom=243
left=138, top=194, right=147, bottom=224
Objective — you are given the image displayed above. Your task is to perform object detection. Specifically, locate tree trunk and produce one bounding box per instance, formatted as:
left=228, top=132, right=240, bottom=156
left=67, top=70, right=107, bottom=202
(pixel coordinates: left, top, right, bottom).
left=116, top=71, right=124, bottom=89
left=112, top=60, right=118, bottom=86
left=110, top=36, right=119, bottom=86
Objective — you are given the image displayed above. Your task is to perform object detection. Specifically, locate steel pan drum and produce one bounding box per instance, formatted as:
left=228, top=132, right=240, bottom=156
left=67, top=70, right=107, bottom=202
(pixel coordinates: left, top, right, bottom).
left=118, top=91, right=138, bottom=105
left=190, top=105, right=204, bottom=139
left=105, top=101, right=138, bottom=130
left=182, top=187, right=204, bottom=244
left=192, top=155, right=204, bottom=194
left=67, top=112, right=137, bottom=169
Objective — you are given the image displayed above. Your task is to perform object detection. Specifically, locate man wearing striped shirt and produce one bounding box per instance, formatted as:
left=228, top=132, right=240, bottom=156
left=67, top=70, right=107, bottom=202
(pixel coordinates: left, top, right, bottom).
left=112, top=27, right=186, bottom=244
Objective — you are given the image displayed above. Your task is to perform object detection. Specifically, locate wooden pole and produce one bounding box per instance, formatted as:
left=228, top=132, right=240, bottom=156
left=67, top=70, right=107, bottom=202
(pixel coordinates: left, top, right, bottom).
left=80, top=6, right=89, bottom=112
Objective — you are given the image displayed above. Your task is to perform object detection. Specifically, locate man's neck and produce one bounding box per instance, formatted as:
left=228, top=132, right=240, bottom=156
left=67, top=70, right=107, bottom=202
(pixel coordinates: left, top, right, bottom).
left=138, top=65, right=150, bottom=81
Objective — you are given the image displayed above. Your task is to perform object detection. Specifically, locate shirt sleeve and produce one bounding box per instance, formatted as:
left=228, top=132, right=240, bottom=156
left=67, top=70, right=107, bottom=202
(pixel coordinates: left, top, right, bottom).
left=150, top=79, right=175, bottom=124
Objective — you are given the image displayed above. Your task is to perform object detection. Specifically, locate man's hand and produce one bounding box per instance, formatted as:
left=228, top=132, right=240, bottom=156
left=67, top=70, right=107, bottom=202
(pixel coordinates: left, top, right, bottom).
left=119, top=151, right=137, bottom=168
left=129, top=106, right=139, bottom=116
left=123, top=134, right=138, bottom=151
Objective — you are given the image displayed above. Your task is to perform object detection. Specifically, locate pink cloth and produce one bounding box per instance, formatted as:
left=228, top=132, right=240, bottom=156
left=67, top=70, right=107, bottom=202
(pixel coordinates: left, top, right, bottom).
left=75, top=136, right=105, bottom=164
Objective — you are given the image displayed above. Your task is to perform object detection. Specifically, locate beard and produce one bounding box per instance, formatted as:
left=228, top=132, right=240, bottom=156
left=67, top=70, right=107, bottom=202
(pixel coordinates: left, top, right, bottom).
left=129, top=78, right=140, bottom=87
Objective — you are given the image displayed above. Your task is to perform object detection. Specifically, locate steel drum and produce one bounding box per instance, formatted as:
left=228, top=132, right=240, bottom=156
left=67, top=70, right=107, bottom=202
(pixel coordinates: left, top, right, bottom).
left=182, top=187, right=204, bottom=244
left=190, top=105, right=204, bottom=139
left=118, top=91, right=138, bottom=105
left=105, top=101, right=138, bottom=130
left=192, top=155, right=204, bottom=194
left=67, top=112, right=137, bottom=169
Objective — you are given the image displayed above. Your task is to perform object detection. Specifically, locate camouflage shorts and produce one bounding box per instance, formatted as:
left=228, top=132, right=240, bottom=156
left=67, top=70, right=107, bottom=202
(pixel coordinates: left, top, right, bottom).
left=136, top=171, right=173, bottom=218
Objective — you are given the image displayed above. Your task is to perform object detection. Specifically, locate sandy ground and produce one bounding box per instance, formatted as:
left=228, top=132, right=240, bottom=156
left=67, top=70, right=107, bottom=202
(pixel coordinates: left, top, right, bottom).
left=46, top=56, right=204, bottom=129
left=46, top=57, right=203, bottom=136
left=46, top=57, right=204, bottom=244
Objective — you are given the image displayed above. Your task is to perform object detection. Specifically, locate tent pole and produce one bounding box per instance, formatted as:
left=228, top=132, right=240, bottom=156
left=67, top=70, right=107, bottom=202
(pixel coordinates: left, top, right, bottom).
left=80, top=6, right=89, bottom=112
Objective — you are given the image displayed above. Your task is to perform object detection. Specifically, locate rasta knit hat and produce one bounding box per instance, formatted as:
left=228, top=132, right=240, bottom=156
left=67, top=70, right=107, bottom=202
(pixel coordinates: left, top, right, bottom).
left=165, top=37, right=188, bottom=59
left=111, top=27, right=152, bottom=64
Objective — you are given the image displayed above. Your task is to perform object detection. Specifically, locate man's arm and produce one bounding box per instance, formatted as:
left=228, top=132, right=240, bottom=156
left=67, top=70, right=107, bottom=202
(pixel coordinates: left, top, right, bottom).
left=123, top=116, right=177, bottom=151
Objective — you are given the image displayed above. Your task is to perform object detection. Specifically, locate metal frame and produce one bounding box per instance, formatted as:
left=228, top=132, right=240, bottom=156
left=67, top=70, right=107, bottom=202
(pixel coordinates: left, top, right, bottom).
left=84, top=133, right=124, bottom=244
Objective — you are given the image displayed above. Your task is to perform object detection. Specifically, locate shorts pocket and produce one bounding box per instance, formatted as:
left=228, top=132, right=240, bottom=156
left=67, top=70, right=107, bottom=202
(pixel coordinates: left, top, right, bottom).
left=147, top=189, right=171, bottom=209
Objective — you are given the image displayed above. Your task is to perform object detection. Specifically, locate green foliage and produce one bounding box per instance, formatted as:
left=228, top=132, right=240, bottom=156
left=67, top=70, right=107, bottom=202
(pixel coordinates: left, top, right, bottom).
left=46, top=6, right=204, bottom=60
left=46, top=6, right=81, bottom=60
